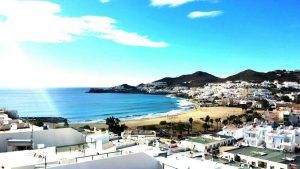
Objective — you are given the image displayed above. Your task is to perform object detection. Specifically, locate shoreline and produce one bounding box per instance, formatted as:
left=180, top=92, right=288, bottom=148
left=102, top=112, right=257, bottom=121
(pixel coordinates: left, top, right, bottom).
left=69, top=106, right=246, bottom=129
left=68, top=96, right=196, bottom=124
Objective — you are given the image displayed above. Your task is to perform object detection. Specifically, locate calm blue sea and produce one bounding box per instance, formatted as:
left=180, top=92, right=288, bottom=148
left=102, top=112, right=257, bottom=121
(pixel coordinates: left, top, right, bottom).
left=0, top=88, right=193, bottom=123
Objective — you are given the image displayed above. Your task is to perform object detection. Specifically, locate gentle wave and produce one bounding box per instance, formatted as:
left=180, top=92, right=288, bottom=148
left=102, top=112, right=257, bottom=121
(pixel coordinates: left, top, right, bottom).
left=0, top=88, right=195, bottom=123
left=177, top=99, right=194, bottom=107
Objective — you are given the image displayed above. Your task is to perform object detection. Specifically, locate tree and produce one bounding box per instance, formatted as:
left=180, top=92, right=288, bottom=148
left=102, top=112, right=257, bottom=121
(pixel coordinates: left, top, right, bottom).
left=241, top=104, right=248, bottom=110
left=160, top=121, right=167, bottom=126
left=202, top=123, right=210, bottom=132
left=33, top=120, right=44, bottom=127
left=260, top=99, right=270, bottom=110
left=296, top=95, right=300, bottom=104
left=82, top=125, right=91, bottom=130
left=209, top=118, right=214, bottom=129
left=215, top=118, right=221, bottom=131
left=189, top=117, right=193, bottom=130
left=204, top=115, right=210, bottom=123
left=105, top=116, right=127, bottom=137
left=281, top=95, right=291, bottom=102
left=222, top=119, right=228, bottom=126
left=176, top=122, right=186, bottom=135
left=64, top=120, right=69, bottom=127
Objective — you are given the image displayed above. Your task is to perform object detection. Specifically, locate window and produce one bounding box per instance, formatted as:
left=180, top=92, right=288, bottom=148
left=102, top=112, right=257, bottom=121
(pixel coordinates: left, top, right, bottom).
left=258, top=161, right=266, bottom=168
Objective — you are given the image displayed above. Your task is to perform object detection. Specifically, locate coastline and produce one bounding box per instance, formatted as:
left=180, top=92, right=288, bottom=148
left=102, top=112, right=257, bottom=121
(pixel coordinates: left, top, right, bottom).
left=69, top=106, right=246, bottom=129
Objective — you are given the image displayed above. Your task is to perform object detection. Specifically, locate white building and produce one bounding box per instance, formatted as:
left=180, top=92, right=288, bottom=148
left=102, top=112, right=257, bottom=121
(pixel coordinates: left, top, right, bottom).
left=0, top=128, right=85, bottom=152
left=180, top=134, right=235, bottom=154
left=265, top=125, right=300, bottom=152
left=122, top=130, right=156, bottom=145
left=242, top=123, right=300, bottom=152
left=218, top=125, right=245, bottom=140
left=243, top=124, right=273, bottom=147
left=223, top=146, right=299, bottom=169
left=52, top=152, right=162, bottom=169
left=0, top=147, right=60, bottom=169
left=0, top=112, right=29, bottom=131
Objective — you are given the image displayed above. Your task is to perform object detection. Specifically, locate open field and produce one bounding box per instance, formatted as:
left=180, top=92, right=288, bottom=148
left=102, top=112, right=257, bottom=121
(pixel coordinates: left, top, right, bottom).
left=70, top=106, right=254, bottom=129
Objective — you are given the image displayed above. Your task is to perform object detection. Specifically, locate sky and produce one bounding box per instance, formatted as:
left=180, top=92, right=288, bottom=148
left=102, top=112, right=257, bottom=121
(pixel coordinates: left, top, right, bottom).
left=0, top=0, right=299, bottom=88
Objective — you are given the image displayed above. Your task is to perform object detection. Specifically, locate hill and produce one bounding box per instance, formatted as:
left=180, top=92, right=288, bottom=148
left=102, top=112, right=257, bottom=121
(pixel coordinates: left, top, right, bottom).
left=155, top=69, right=300, bottom=87
left=155, top=71, right=220, bottom=87
left=224, top=69, right=300, bottom=83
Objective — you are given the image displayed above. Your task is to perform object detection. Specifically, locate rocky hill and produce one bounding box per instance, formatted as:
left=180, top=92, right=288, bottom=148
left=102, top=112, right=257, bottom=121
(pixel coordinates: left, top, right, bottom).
left=155, top=71, right=220, bottom=87
left=155, top=69, right=300, bottom=87
left=87, top=69, right=300, bottom=93
left=223, top=69, right=300, bottom=83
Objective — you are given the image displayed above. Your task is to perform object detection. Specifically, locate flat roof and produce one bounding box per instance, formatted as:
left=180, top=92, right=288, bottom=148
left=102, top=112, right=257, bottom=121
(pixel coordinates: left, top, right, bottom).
left=188, top=134, right=232, bottom=144
left=188, top=137, right=216, bottom=144
left=226, top=146, right=300, bottom=164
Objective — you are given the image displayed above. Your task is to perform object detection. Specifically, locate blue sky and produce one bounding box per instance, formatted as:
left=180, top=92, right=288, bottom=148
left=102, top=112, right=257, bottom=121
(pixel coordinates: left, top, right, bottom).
left=0, top=0, right=299, bottom=87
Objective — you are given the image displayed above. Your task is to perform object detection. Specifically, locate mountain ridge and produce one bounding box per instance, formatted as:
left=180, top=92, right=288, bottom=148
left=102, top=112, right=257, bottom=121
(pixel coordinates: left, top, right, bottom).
left=155, top=69, right=300, bottom=87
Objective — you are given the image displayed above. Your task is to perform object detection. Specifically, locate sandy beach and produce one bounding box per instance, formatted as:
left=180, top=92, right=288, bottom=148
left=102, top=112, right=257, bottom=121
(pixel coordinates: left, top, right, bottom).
left=70, top=106, right=248, bottom=129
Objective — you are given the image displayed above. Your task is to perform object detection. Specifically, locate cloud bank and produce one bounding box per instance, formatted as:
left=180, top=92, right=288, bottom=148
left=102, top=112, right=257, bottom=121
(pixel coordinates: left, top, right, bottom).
left=0, top=0, right=168, bottom=48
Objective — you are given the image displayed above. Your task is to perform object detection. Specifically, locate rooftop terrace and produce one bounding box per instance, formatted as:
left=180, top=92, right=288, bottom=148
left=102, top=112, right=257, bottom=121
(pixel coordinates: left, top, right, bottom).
left=188, top=134, right=233, bottom=144
left=226, top=146, right=300, bottom=164
left=189, top=137, right=216, bottom=144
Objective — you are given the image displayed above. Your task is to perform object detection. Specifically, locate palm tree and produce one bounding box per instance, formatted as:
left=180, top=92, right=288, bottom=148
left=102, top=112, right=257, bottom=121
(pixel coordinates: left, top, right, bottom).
left=204, top=115, right=210, bottom=123
left=215, top=118, right=219, bottom=131
left=215, top=118, right=222, bottom=130
left=176, top=122, right=187, bottom=137
left=202, top=123, right=210, bottom=132
left=189, top=117, right=193, bottom=131
left=210, top=118, right=214, bottom=130
left=222, top=119, right=228, bottom=126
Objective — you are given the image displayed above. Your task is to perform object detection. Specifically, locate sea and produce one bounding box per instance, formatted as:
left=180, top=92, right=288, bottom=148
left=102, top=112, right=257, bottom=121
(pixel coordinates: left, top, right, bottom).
left=0, top=88, right=194, bottom=123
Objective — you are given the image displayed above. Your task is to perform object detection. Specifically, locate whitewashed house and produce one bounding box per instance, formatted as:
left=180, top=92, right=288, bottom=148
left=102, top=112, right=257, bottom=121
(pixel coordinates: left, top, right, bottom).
left=243, top=124, right=273, bottom=147
left=265, top=125, right=300, bottom=152
left=218, top=125, right=245, bottom=140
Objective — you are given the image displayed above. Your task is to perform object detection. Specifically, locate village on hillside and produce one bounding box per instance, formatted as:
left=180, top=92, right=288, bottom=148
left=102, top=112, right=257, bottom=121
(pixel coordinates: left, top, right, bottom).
left=1, top=78, right=300, bottom=169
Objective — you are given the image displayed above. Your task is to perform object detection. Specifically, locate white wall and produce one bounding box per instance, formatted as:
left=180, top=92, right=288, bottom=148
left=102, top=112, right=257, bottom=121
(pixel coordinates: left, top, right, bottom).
left=0, top=128, right=85, bottom=152
left=52, top=152, right=162, bottom=169
left=223, top=152, right=288, bottom=169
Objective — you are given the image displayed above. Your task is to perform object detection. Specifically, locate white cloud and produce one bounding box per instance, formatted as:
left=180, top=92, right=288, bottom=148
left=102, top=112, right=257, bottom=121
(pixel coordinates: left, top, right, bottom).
left=0, top=0, right=168, bottom=88
left=0, top=0, right=168, bottom=48
left=100, top=0, right=110, bottom=3
left=151, top=0, right=196, bottom=7
left=187, top=10, right=223, bottom=19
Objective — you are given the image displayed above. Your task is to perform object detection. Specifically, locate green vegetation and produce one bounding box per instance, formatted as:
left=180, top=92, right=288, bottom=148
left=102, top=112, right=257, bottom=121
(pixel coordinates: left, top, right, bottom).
left=105, top=116, right=128, bottom=136
left=189, top=117, right=193, bottom=130
left=79, top=125, right=92, bottom=130
left=297, top=94, right=300, bottom=104
left=32, top=120, right=44, bottom=127
left=159, top=121, right=167, bottom=125
left=281, top=95, right=291, bottom=102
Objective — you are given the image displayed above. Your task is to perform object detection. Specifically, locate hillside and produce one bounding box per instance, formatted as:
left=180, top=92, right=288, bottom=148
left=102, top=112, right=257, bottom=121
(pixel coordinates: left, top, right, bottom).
left=155, top=71, right=220, bottom=87
left=88, top=69, right=300, bottom=94
left=155, top=69, right=300, bottom=87
left=224, top=69, right=300, bottom=83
